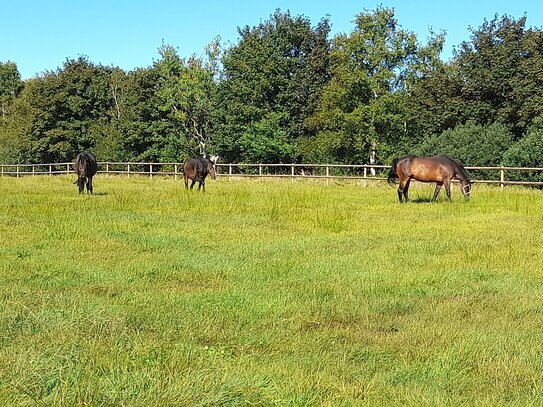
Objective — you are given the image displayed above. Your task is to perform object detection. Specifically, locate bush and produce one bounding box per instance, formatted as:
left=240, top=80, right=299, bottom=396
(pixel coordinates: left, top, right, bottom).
left=414, top=121, right=514, bottom=179
left=503, top=127, right=543, bottom=183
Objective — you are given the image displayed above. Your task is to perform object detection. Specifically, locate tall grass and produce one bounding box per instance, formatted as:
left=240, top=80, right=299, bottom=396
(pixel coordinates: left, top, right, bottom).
left=1, top=175, right=543, bottom=405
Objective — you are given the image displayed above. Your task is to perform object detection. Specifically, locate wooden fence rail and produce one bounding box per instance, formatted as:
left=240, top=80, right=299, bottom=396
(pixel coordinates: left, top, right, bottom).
left=1, top=162, right=543, bottom=188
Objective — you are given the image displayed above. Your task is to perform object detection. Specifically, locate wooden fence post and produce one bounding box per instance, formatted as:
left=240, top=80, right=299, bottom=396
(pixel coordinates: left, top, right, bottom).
left=500, top=166, right=505, bottom=189
left=127, top=163, right=131, bottom=179
left=150, top=164, right=153, bottom=179
left=363, top=166, right=367, bottom=187
left=49, top=164, right=52, bottom=176
left=174, top=164, right=178, bottom=180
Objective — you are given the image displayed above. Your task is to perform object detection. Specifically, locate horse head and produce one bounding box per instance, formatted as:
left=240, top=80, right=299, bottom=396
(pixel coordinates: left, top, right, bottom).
left=461, top=180, right=472, bottom=200
left=455, top=162, right=472, bottom=200
left=208, top=155, right=219, bottom=180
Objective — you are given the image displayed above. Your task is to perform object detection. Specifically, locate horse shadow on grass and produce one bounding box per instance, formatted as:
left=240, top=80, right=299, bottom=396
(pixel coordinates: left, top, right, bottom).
left=409, top=196, right=440, bottom=204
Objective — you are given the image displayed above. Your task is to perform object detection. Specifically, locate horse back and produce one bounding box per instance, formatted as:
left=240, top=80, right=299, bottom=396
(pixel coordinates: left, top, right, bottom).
left=75, top=152, right=97, bottom=177
left=183, top=158, right=208, bottom=181
left=409, top=156, right=459, bottom=182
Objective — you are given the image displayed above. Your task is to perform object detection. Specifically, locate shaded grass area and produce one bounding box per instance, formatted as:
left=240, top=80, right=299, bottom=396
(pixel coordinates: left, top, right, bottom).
left=1, top=176, right=543, bottom=405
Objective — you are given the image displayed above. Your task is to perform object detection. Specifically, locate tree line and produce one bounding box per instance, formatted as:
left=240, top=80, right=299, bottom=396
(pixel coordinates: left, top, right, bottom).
left=1, top=7, right=543, bottom=181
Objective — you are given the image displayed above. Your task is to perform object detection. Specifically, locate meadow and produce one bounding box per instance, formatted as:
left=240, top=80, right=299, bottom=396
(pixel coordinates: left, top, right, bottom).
left=1, top=175, right=542, bottom=406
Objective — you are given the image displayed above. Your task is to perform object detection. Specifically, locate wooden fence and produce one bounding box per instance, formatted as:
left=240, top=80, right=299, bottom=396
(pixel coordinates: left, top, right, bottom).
left=1, top=161, right=543, bottom=187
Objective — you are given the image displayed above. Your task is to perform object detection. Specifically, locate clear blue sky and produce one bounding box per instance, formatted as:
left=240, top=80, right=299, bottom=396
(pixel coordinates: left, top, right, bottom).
left=2, top=0, right=542, bottom=80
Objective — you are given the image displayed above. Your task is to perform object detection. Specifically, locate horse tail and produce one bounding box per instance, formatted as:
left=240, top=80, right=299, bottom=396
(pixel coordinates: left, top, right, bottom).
left=387, top=158, right=400, bottom=186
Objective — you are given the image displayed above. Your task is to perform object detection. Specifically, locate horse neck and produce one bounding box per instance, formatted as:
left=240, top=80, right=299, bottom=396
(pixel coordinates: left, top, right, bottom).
left=457, top=173, right=469, bottom=185
left=453, top=164, right=470, bottom=185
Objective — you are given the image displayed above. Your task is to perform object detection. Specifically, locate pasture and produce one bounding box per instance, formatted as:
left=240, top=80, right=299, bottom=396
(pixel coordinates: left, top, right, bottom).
left=1, top=175, right=542, bottom=406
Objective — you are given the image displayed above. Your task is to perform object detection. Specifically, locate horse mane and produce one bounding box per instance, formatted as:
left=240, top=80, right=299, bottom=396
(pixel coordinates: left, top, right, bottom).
left=76, top=151, right=94, bottom=163
left=75, top=152, right=85, bottom=168
left=74, top=152, right=85, bottom=172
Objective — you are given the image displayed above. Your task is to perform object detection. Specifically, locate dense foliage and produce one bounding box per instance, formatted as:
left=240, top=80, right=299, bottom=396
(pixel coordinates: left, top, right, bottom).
left=1, top=8, right=543, bottom=168
left=415, top=121, right=514, bottom=178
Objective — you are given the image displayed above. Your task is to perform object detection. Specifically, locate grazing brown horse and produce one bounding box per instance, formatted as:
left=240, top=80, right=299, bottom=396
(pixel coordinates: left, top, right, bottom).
left=183, top=155, right=218, bottom=192
left=387, top=155, right=471, bottom=203
left=74, top=151, right=98, bottom=194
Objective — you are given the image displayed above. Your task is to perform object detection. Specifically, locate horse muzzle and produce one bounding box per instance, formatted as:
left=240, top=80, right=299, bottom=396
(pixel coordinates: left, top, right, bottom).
left=462, top=183, right=472, bottom=199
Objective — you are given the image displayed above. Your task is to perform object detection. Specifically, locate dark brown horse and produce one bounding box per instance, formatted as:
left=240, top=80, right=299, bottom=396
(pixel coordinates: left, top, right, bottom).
left=74, top=151, right=98, bottom=194
left=183, top=155, right=218, bottom=192
left=387, top=155, right=471, bottom=203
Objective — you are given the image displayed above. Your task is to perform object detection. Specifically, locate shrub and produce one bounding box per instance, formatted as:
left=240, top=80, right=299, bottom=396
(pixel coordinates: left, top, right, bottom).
left=503, top=126, right=543, bottom=183
left=414, top=121, right=514, bottom=179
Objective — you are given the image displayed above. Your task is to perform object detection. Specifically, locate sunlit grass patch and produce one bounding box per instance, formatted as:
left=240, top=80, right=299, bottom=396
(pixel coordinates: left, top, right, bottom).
left=1, top=175, right=543, bottom=405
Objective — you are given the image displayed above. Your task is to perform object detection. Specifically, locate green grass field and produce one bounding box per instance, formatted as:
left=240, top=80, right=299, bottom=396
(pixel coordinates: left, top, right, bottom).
left=1, top=175, right=543, bottom=406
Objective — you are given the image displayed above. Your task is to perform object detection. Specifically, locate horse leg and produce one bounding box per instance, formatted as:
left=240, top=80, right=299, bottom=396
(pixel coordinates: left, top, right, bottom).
left=397, top=179, right=408, bottom=203
left=87, top=177, right=93, bottom=194
left=78, top=177, right=85, bottom=194
left=190, top=180, right=196, bottom=190
left=432, top=182, right=443, bottom=201
left=184, top=175, right=189, bottom=190
left=443, top=179, right=452, bottom=201
left=403, top=178, right=412, bottom=202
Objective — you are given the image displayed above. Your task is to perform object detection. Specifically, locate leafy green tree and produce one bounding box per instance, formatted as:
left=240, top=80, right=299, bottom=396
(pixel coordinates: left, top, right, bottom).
left=215, top=10, right=331, bottom=163
left=405, top=63, right=466, bottom=142
left=154, top=41, right=220, bottom=160
left=114, top=68, right=164, bottom=162
left=0, top=62, right=26, bottom=163
left=408, top=14, right=543, bottom=141
left=456, top=15, right=543, bottom=138
left=0, top=61, right=24, bottom=119
left=9, top=57, right=119, bottom=163
left=237, top=112, right=296, bottom=162
left=305, top=7, right=444, bottom=164
left=0, top=98, right=32, bottom=164
left=91, top=68, right=127, bottom=161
